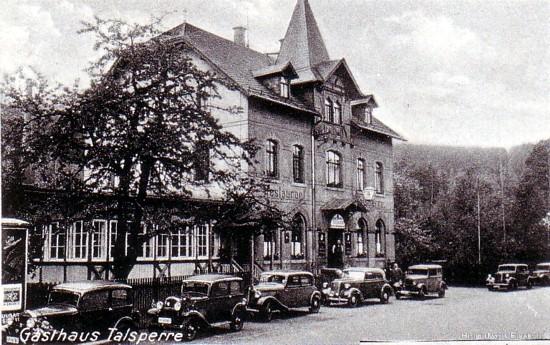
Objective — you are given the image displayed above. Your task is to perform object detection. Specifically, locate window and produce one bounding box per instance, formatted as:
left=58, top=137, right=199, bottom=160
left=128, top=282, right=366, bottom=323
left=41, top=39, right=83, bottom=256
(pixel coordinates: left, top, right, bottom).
left=263, top=231, right=275, bottom=259
left=211, top=282, right=229, bottom=297
left=109, top=221, right=121, bottom=259
left=140, top=224, right=154, bottom=259
left=194, top=141, right=210, bottom=182
left=80, top=291, right=109, bottom=310
left=300, top=275, right=312, bottom=286
left=49, top=223, right=66, bottom=260
left=291, top=214, right=305, bottom=258
left=356, top=159, right=365, bottom=191
left=172, top=227, right=192, bottom=258
left=326, top=151, right=342, bottom=188
left=265, top=140, right=278, bottom=178
left=292, top=145, right=304, bottom=183
left=375, top=219, right=385, bottom=256
left=157, top=233, right=169, bottom=258
left=229, top=281, right=242, bottom=294
left=365, top=106, right=373, bottom=124
left=70, top=221, right=87, bottom=260
left=92, top=220, right=107, bottom=260
left=111, top=289, right=130, bottom=307
left=280, top=77, right=290, bottom=98
left=334, top=101, right=342, bottom=124
left=375, top=162, right=384, bottom=194
left=324, top=98, right=333, bottom=122
left=287, top=275, right=301, bottom=287
left=196, top=224, right=208, bottom=257
left=357, top=219, right=367, bottom=256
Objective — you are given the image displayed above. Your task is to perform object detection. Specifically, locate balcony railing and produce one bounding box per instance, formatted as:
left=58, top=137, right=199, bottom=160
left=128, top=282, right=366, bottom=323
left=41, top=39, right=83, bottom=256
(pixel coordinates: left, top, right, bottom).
left=313, top=120, right=347, bottom=140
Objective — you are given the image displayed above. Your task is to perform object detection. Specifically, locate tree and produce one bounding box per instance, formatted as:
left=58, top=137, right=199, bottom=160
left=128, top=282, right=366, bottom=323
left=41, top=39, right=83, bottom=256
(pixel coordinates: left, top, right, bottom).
left=2, top=17, right=271, bottom=279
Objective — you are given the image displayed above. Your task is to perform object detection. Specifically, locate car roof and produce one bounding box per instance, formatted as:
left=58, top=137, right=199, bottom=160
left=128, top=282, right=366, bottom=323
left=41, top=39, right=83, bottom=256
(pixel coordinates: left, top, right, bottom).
left=408, top=264, right=442, bottom=270
left=537, top=262, right=550, bottom=266
left=261, top=270, right=313, bottom=277
left=344, top=267, right=386, bottom=274
left=499, top=263, right=527, bottom=267
left=183, top=274, right=243, bottom=283
left=53, top=281, right=131, bottom=294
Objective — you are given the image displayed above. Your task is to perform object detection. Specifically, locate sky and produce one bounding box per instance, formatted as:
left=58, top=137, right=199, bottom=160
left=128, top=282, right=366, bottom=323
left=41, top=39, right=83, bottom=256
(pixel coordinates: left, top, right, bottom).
left=1, top=0, right=549, bottom=148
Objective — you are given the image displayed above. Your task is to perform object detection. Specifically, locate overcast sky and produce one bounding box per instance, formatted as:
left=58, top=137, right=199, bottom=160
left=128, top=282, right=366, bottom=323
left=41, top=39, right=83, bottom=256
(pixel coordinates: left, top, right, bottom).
left=1, top=0, right=549, bottom=148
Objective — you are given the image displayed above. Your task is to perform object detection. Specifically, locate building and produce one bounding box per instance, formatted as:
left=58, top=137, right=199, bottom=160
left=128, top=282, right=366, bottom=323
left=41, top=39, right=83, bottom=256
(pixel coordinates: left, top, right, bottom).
left=30, top=0, right=404, bottom=282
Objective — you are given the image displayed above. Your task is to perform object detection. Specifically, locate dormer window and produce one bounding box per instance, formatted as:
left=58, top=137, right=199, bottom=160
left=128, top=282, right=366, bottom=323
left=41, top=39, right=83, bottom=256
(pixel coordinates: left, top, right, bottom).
left=324, top=98, right=333, bottom=122
left=334, top=101, right=342, bottom=124
left=365, top=106, right=373, bottom=124
left=280, top=77, right=290, bottom=98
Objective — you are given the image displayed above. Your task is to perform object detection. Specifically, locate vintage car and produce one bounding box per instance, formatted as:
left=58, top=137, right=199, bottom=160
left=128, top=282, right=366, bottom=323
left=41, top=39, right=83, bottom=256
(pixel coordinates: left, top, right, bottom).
left=395, top=264, right=447, bottom=299
left=321, top=267, right=393, bottom=307
left=148, top=274, right=247, bottom=341
left=486, top=263, right=533, bottom=290
left=317, top=268, right=344, bottom=290
left=2, top=281, right=138, bottom=344
left=532, top=262, right=550, bottom=286
left=247, top=270, right=321, bottom=322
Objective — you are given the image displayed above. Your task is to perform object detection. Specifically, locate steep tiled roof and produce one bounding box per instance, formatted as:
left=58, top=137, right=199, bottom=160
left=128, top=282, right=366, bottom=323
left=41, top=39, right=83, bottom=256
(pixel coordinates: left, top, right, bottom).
left=351, top=117, right=406, bottom=141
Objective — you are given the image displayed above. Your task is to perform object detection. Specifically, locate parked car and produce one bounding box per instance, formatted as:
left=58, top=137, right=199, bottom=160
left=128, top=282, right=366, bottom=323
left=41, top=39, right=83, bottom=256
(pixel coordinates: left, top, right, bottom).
left=486, top=263, right=534, bottom=290
left=394, top=264, right=447, bottom=299
left=148, top=274, right=247, bottom=341
left=247, top=270, right=321, bottom=322
left=2, top=281, right=138, bottom=344
left=317, top=268, right=343, bottom=290
left=321, top=267, right=393, bottom=307
left=532, top=262, right=550, bottom=286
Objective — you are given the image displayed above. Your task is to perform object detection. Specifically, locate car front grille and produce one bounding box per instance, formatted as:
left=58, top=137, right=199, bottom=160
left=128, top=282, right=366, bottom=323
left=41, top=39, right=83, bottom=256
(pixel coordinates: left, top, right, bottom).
left=331, top=281, right=341, bottom=295
left=405, top=278, right=414, bottom=286
left=495, top=273, right=505, bottom=283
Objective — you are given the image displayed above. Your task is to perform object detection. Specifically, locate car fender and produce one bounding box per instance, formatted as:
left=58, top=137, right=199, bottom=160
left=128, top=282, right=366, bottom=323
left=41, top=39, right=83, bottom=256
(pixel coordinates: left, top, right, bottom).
left=380, top=284, right=393, bottom=296
left=439, top=281, right=448, bottom=290
left=112, top=316, right=137, bottom=330
left=416, top=283, right=426, bottom=291
left=231, top=301, right=247, bottom=316
left=343, top=287, right=362, bottom=299
left=182, top=310, right=210, bottom=328
left=256, top=296, right=287, bottom=311
left=309, top=291, right=322, bottom=304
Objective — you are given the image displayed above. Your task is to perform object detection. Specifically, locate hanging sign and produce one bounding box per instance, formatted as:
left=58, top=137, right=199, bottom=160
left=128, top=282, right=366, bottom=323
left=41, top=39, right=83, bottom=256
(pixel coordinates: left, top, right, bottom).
left=330, top=214, right=345, bottom=229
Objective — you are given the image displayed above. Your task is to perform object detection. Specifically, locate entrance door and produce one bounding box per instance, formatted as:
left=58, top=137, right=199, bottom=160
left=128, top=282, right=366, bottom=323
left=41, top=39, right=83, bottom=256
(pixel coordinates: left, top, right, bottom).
left=233, top=232, right=251, bottom=268
left=327, top=229, right=344, bottom=268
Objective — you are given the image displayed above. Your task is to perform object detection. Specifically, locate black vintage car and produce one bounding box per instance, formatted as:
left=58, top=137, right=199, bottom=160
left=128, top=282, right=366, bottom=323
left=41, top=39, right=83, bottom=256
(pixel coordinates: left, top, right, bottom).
left=395, top=264, right=447, bottom=299
left=247, top=270, right=321, bottom=322
left=148, top=274, right=247, bottom=341
left=2, top=281, right=138, bottom=344
left=321, top=267, right=393, bottom=307
left=486, top=263, right=534, bottom=290
left=532, top=262, right=550, bottom=286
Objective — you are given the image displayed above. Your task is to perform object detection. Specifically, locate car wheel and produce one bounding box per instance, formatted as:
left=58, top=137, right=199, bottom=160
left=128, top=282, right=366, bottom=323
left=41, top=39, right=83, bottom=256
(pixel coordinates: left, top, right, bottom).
left=182, top=320, right=198, bottom=342
left=230, top=309, right=245, bottom=332
left=395, top=292, right=401, bottom=300
left=309, top=296, right=321, bottom=313
left=261, top=301, right=273, bottom=322
left=438, top=288, right=446, bottom=298
left=526, top=280, right=533, bottom=289
left=348, top=293, right=359, bottom=307
left=418, top=288, right=426, bottom=300
left=380, top=290, right=390, bottom=304
left=487, top=286, right=494, bottom=291
left=544, top=277, right=550, bottom=286
left=322, top=296, right=331, bottom=307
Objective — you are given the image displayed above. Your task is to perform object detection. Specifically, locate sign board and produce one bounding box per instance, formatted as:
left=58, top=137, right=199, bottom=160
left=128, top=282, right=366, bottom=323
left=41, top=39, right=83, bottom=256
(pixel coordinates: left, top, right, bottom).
left=363, top=186, right=375, bottom=200
left=330, top=214, right=345, bottom=229
left=1, top=218, right=29, bottom=314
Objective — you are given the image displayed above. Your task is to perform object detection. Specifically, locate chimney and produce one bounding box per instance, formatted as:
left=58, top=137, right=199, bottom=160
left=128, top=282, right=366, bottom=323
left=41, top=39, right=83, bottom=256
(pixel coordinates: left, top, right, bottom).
left=233, top=26, right=247, bottom=46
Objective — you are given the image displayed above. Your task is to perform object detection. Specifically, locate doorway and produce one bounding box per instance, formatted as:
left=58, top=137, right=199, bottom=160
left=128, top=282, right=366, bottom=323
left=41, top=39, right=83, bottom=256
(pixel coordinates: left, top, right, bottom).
left=327, top=229, right=344, bottom=268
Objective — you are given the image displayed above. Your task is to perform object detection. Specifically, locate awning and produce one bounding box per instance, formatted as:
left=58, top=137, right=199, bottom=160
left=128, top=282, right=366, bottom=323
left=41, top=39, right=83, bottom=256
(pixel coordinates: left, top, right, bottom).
left=321, top=198, right=368, bottom=212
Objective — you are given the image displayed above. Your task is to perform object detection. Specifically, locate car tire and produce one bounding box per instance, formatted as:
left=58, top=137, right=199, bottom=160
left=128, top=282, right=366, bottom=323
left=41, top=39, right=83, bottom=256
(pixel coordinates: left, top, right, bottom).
left=487, top=286, right=494, bottom=291
left=395, top=292, right=401, bottom=300
left=348, top=293, right=360, bottom=307
left=380, top=289, right=390, bottom=304
left=438, top=288, right=446, bottom=298
left=418, top=288, right=426, bottom=300
left=230, top=309, right=245, bottom=332
left=526, top=280, right=533, bottom=289
left=309, top=296, right=321, bottom=313
left=261, top=301, right=273, bottom=322
left=182, top=320, right=198, bottom=342
left=544, top=276, right=550, bottom=286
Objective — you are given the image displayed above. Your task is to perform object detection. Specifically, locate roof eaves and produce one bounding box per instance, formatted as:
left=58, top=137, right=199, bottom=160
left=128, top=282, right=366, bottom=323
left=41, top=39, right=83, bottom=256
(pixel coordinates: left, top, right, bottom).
left=248, top=90, right=318, bottom=115
left=351, top=119, right=406, bottom=141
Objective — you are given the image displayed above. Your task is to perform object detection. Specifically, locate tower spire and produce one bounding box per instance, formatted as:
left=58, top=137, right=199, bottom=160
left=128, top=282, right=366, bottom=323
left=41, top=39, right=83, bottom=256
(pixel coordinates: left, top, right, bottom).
left=276, top=0, right=329, bottom=70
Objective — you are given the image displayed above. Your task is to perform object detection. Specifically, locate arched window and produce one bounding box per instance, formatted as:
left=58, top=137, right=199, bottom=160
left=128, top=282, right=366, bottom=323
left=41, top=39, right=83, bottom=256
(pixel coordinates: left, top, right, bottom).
left=324, top=98, right=333, bottom=122
left=356, top=159, right=365, bottom=191
left=326, top=151, right=342, bottom=188
left=292, top=145, right=304, bottom=183
left=375, top=162, right=384, bottom=194
left=291, top=214, right=306, bottom=258
left=334, top=101, right=342, bottom=124
left=265, top=140, right=278, bottom=178
left=357, top=219, right=367, bottom=256
left=375, top=219, right=385, bottom=256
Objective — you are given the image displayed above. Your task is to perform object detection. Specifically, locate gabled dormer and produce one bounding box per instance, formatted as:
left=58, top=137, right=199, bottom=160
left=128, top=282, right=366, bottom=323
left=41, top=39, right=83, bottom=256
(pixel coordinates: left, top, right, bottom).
left=252, top=61, right=299, bottom=99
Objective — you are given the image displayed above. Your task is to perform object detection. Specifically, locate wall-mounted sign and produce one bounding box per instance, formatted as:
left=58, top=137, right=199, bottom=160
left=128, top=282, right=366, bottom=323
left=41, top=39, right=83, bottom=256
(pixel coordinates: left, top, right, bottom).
left=268, top=186, right=305, bottom=201
left=284, top=231, right=290, bottom=243
left=344, top=232, right=352, bottom=256
left=363, top=186, right=375, bottom=200
left=330, top=214, right=345, bottom=229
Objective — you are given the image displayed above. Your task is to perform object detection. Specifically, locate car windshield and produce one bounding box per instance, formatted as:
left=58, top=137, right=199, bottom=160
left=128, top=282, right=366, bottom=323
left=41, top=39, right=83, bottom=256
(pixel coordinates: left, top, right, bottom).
left=407, top=269, right=428, bottom=276
left=343, top=270, right=365, bottom=279
left=260, top=274, right=286, bottom=284
left=48, top=291, right=79, bottom=306
left=536, top=264, right=550, bottom=270
left=498, top=265, right=516, bottom=272
left=181, top=282, right=209, bottom=295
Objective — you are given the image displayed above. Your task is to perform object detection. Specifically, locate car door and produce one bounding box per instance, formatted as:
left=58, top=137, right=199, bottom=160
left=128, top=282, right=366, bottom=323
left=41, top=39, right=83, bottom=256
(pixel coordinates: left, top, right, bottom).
left=298, top=275, right=314, bottom=307
left=428, top=269, right=438, bottom=292
left=78, top=290, right=111, bottom=331
left=517, top=266, right=528, bottom=284
left=228, top=279, right=244, bottom=311
left=281, top=274, right=301, bottom=307
left=208, top=281, right=230, bottom=322
left=110, top=288, right=133, bottom=327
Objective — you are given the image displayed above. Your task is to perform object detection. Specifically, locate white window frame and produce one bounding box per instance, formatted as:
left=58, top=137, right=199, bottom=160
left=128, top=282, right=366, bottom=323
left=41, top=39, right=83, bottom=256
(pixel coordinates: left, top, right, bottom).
left=157, top=233, right=170, bottom=259
left=47, top=222, right=65, bottom=261
left=91, top=220, right=107, bottom=261
left=375, top=162, right=384, bottom=194
left=356, top=159, right=365, bottom=191
left=139, top=223, right=155, bottom=260
left=69, top=221, right=87, bottom=261
left=196, top=224, right=209, bottom=259
left=171, top=227, right=193, bottom=259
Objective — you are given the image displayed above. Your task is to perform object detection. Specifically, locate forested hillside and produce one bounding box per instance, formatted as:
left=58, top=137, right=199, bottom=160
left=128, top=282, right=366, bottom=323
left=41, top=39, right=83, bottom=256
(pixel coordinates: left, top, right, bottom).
left=393, top=140, right=549, bottom=283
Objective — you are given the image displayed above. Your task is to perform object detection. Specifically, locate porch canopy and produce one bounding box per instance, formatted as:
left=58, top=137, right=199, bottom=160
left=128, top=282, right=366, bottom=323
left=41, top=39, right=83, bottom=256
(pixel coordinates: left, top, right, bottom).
left=321, top=198, right=368, bottom=213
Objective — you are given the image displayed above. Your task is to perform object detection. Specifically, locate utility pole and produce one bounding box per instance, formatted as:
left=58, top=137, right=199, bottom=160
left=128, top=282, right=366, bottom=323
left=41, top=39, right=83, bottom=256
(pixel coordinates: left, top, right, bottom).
left=499, top=159, right=506, bottom=243
left=477, top=176, right=482, bottom=265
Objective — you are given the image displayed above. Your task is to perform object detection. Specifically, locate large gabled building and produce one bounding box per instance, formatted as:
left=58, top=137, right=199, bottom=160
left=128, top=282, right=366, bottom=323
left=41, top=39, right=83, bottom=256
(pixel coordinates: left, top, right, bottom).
left=30, top=0, right=404, bottom=282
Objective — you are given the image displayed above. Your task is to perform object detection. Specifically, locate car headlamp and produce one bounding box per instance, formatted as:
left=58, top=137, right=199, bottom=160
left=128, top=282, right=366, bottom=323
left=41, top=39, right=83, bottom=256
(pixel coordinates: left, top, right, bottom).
left=6, top=316, right=14, bottom=326
left=322, top=282, right=328, bottom=289
left=173, top=301, right=182, bottom=312
left=487, top=274, right=492, bottom=278
left=254, top=290, right=262, bottom=299
left=156, top=301, right=164, bottom=309
left=344, top=283, right=351, bottom=289
left=26, top=318, right=36, bottom=328
left=505, top=274, right=510, bottom=278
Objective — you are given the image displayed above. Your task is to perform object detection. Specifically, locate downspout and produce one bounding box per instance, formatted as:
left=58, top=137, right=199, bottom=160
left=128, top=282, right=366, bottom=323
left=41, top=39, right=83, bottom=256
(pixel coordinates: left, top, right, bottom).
left=311, top=122, right=317, bottom=272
